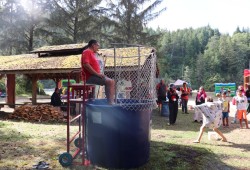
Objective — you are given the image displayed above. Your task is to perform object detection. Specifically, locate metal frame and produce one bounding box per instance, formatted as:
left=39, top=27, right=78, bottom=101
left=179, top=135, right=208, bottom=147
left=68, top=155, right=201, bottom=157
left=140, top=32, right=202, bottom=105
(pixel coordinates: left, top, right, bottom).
left=61, top=69, right=95, bottom=166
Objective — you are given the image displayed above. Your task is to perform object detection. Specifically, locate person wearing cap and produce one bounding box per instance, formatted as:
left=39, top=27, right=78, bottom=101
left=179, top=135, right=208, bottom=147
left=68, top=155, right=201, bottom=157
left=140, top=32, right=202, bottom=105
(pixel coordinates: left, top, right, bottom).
left=180, top=82, right=190, bottom=114
left=167, top=84, right=179, bottom=125
left=81, top=39, right=115, bottom=104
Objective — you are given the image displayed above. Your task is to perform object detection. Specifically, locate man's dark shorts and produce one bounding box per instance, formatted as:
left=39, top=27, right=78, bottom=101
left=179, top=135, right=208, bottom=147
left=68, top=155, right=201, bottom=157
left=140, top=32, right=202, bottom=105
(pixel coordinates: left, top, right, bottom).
left=86, top=75, right=107, bottom=85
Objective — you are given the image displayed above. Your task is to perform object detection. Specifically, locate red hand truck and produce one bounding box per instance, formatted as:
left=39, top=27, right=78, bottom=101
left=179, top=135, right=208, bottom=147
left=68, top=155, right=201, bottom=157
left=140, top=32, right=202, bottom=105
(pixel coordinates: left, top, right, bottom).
left=58, top=70, right=95, bottom=167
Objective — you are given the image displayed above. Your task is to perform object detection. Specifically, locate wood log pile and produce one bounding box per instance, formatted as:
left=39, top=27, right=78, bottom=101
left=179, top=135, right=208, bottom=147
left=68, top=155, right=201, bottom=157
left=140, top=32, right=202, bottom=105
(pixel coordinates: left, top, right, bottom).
left=8, top=104, right=64, bottom=122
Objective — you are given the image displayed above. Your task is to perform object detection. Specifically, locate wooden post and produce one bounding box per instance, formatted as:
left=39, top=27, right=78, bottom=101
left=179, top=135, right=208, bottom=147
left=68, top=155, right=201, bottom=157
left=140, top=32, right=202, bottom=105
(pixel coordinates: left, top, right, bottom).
left=76, top=73, right=81, bottom=83
left=31, top=76, right=38, bottom=105
left=0, top=74, right=4, bottom=79
left=6, top=74, right=15, bottom=108
left=56, top=78, right=61, bottom=88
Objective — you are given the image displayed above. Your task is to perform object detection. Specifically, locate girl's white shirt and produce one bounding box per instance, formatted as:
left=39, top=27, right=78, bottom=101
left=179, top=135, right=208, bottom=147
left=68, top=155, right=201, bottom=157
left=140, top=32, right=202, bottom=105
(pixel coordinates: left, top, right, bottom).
left=235, top=95, right=247, bottom=110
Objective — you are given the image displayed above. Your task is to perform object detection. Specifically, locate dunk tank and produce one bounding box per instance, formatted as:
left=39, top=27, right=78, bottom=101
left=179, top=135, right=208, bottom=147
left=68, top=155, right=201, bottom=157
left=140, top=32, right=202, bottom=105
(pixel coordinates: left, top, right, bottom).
left=86, top=45, right=157, bottom=169
left=59, top=45, right=157, bottom=169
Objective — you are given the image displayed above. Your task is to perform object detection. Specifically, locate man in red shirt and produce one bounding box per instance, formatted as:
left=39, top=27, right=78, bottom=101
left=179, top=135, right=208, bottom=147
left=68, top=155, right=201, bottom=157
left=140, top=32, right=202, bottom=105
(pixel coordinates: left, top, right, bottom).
left=81, top=39, right=115, bottom=104
left=156, top=79, right=168, bottom=112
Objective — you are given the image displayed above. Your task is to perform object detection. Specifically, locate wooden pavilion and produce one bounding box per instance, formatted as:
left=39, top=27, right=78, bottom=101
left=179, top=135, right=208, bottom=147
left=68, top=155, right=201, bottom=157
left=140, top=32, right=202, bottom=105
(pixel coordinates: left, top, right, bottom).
left=0, top=43, right=155, bottom=107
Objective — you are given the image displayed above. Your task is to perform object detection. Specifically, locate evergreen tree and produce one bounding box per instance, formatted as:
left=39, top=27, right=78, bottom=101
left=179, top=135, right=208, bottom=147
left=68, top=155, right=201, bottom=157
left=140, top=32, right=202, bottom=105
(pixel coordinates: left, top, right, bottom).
left=41, top=0, right=103, bottom=44
left=0, top=0, right=26, bottom=54
left=103, top=0, right=166, bottom=44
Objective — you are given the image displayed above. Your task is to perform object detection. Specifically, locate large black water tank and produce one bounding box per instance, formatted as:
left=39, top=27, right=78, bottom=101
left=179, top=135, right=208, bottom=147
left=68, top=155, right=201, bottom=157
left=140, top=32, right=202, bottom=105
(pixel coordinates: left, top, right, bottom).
left=86, top=99, right=151, bottom=169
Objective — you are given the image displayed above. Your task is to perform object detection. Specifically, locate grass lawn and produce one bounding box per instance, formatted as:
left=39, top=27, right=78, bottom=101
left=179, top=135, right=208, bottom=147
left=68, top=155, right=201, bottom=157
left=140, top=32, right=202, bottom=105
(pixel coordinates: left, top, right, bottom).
left=0, top=105, right=250, bottom=170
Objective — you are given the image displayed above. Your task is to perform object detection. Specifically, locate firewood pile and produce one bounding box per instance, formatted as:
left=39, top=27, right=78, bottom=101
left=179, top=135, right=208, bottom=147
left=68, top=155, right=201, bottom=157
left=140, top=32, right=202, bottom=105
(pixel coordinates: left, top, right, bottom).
left=8, top=104, right=64, bottom=122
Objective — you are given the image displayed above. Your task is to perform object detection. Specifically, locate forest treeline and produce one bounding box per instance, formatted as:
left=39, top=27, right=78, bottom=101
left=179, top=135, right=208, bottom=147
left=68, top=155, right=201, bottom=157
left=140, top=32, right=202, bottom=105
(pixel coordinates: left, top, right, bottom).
left=158, top=26, right=250, bottom=90
left=0, top=0, right=249, bottom=91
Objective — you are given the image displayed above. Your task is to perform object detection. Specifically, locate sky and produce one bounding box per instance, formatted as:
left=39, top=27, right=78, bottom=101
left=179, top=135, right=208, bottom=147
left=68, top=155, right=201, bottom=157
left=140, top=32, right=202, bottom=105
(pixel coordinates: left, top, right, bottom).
left=19, top=0, right=250, bottom=35
left=148, top=0, right=250, bottom=35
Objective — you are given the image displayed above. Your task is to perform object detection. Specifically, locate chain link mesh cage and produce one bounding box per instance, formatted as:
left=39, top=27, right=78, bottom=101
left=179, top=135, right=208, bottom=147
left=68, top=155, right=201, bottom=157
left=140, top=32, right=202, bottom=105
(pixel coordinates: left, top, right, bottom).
left=99, top=45, right=157, bottom=111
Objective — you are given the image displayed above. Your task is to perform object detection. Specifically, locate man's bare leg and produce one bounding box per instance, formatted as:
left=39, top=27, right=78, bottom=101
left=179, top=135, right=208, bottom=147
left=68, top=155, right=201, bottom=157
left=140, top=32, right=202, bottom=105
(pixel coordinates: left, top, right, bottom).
left=105, top=78, right=115, bottom=104
left=213, top=128, right=227, bottom=142
left=193, top=125, right=205, bottom=143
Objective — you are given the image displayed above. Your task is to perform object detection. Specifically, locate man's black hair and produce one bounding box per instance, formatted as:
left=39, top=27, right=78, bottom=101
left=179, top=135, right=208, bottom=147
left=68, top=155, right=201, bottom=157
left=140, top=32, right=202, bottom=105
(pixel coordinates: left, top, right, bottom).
left=88, top=39, right=98, bottom=47
left=82, top=39, right=98, bottom=51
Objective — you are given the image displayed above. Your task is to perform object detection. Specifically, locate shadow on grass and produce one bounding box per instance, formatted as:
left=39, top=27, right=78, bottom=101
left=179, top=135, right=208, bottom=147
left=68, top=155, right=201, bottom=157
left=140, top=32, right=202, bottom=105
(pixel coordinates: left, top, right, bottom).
left=50, top=142, right=237, bottom=170
left=0, top=127, right=238, bottom=170
left=0, top=120, right=92, bottom=169
left=0, top=121, right=65, bottom=169
left=203, top=141, right=250, bottom=153
left=142, top=141, right=236, bottom=170
left=0, top=123, right=35, bottom=168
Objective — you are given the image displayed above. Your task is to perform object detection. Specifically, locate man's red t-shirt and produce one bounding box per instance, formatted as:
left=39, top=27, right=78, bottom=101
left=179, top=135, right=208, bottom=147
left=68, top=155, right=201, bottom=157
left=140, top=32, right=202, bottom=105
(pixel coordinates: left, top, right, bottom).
left=81, top=49, right=100, bottom=80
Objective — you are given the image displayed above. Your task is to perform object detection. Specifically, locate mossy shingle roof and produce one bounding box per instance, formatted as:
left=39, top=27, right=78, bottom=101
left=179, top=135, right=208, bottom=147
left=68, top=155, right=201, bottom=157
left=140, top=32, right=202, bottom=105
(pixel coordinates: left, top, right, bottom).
left=31, top=43, right=87, bottom=53
left=0, top=46, right=153, bottom=74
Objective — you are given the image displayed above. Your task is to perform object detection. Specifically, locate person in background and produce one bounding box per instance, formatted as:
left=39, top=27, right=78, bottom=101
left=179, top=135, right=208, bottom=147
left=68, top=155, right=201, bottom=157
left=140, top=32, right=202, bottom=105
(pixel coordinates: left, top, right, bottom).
left=81, top=39, right=115, bottom=104
left=156, top=79, right=168, bottom=112
left=180, top=82, right=190, bottom=114
left=232, top=85, right=245, bottom=124
left=51, top=87, right=62, bottom=110
left=221, top=91, right=230, bottom=127
left=220, top=87, right=224, bottom=95
left=216, top=93, right=222, bottom=102
left=194, top=86, right=207, bottom=122
left=176, top=87, right=182, bottom=107
left=234, top=89, right=249, bottom=129
left=206, top=96, right=213, bottom=102
left=238, top=85, right=245, bottom=95
left=227, top=87, right=231, bottom=97
left=189, top=88, right=193, bottom=97
left=167, top=84, right=179, bottom=125
left=195, top=86, right=207, bottom=105
left=245, top=84, right=250, bottom=113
